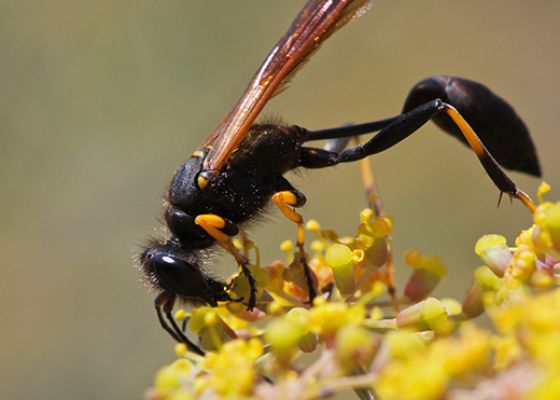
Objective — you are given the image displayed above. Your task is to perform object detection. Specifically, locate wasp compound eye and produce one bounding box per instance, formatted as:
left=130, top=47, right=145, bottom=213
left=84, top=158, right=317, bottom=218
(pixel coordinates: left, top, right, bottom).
left=144, top=250, right=219, bottom=305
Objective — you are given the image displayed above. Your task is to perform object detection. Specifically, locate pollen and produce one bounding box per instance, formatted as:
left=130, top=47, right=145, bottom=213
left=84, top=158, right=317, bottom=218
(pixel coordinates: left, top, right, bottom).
left=175, top=343, right=188, bottom=357
left=175, top=309, right=187, bottom=322
left=280, top=239, right=294, bottom=253
left=305, top=219, right=321, bottom=232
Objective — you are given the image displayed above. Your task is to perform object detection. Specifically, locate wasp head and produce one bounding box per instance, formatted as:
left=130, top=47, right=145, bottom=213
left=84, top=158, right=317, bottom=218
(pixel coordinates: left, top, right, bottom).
left=139, top=240, right=230, bottom=306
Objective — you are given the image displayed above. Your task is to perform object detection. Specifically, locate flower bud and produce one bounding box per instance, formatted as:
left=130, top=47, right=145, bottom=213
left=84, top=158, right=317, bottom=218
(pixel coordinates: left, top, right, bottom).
left=404, top=250, right=446, bottom=302
left=175, top=343, right=188, bottom=357
left=265, top=319, right=305, bottom=363
left=474, top=235, right=511, bottom=277
left=154, top=360, right=192, bottom=395
left=175, top=309, right=187, bottom=322
left=534, top=202, right=560, bottom=255
left=310, top=239, right=325, bottom=254
left=365, top=237, right=389, bottom=267
left=360, top=208, right=374, bottom=223
left=462, top=281, right=485, bottom=318
left=404, top=270, right=440, bottom=302
left=309, top=301, right=361, bottom=343
left=335, top=325, right=377, bottom=371
left=298, top=331, right=318, bottom=353
left=396, top=297, right=448, bottom=331
left=306, top=219, right=321, bottom=233
left=540, top=203, right=560, bottom=245
left=473, top=265, right=501, bottom=290
left=326, top=244, right=355, bottom=296
left=530, top=269, right=554, bottom=288
left=511, top=246, right=537, bottom=281
left=441, top=298, right=462, bottom=317
left=537, top=181, right=551, bottom=203
left=385, top=330, right=427, bottom=359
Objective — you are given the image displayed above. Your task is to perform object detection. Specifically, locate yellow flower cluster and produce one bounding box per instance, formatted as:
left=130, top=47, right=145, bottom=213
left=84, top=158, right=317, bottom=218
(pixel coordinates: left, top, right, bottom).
left=467, top=183, right=560, bottom=317
left=147, top=183, right=560, bottom=400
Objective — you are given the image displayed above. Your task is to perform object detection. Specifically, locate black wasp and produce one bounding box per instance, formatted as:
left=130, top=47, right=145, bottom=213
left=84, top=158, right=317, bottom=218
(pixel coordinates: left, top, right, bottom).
left=139, top=0, right=540, bottom=354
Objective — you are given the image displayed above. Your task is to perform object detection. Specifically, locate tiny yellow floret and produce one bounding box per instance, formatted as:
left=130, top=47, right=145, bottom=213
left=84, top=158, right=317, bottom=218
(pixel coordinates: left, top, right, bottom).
left=175, top=343, right=188, bottom=357
left=306, top=219, right=321, bottom=232
left=175, top=309, right=187, bottom=322
left=280, top=239, right=294, bottom=253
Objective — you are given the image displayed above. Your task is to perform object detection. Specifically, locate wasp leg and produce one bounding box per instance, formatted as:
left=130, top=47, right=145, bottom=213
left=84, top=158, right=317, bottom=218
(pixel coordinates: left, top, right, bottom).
left=298, top=143, right=398, bottom=306
left=238, top=228, right=252, bottom=259
left=305, top=76, right=540, bottom=178
left=340, top=100, right=535, bottom=211
left=402, top=76, right=540, bottom=177
left=302, top=76, right=540, bottom=211
left=304, top=116, right=399, bottom=142
left=302, top=99, right=535, bottom=212
left=271, top=186, right=317, bottom=303
left=154, top=292, right=205, bottom=355
left=298, top=147, right=338, bottom=168
left=194, top=214, right=257, bottom=310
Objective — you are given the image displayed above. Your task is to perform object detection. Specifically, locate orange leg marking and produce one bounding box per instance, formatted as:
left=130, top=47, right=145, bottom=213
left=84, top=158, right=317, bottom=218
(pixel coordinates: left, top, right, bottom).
left=272, top=191, right=317, bottom=302
left=444, top=105, right=536, bottom=213
left=195, top=214, right=257, bottom=309
left=194, top=214, right=230, bottom=243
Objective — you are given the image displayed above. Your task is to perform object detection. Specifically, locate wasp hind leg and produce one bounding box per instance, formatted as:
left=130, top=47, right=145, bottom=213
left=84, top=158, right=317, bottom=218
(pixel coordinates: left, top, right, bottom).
left=302, top=99, right=536, bottom=212
left=194, top=214, right=257, bottom=310
left=301, top=76, right=540, bottom=212
left=335, top=100, right=536, bottom=211
left=272, top=180, right=317, bottom=303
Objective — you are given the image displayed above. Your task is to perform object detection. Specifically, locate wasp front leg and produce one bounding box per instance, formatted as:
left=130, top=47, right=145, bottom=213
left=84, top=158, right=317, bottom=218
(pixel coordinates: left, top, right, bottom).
left=154, top=292, right=205, bottom=355
left=194, top=214, right=257, bottom=310
left=272, top=180, right=317, bottom=303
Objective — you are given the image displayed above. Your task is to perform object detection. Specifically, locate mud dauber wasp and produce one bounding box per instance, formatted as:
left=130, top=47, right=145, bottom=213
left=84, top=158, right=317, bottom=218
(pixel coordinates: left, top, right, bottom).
left=139, top=0, right=540, bottom=354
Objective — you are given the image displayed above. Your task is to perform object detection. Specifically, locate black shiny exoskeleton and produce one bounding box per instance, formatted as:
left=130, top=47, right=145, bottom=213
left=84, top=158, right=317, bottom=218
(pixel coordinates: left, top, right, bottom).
left=140, top=75, right=540, bottom=353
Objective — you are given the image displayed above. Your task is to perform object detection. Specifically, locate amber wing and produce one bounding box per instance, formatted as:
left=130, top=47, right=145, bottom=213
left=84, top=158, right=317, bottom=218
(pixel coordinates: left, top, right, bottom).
left=200, top=0, right=372, bottom=180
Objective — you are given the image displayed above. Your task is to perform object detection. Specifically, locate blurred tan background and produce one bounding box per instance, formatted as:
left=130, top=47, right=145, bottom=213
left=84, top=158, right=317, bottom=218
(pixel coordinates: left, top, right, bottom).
left=1, top=0, right=559, bottom=398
